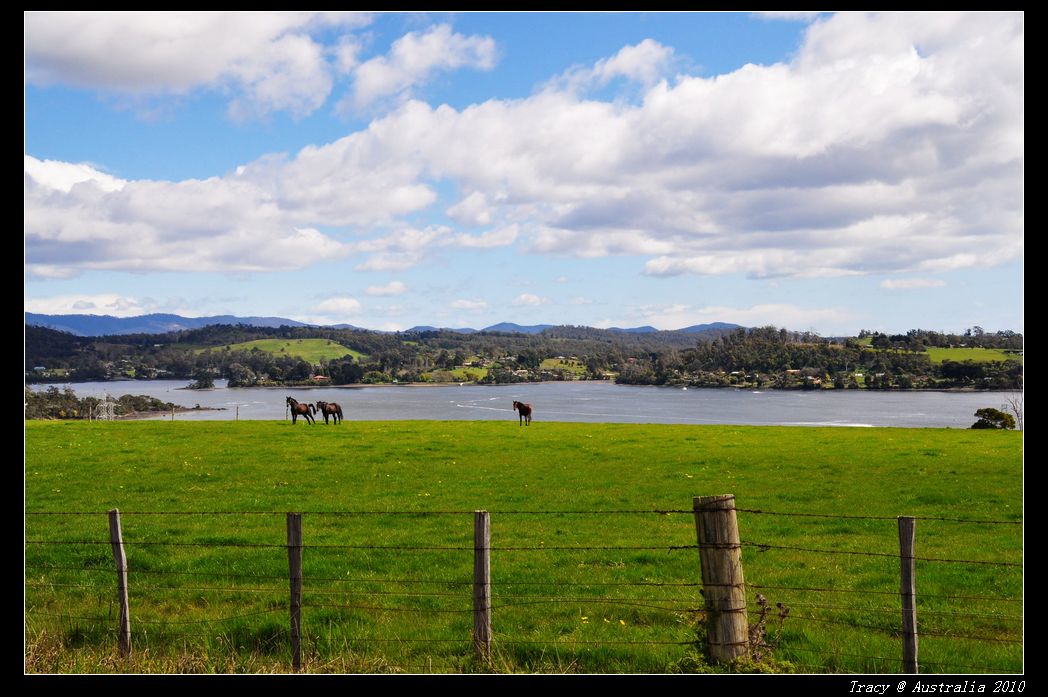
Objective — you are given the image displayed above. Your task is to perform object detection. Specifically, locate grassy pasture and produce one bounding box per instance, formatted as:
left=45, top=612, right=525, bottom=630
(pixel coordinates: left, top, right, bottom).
left=196, top=339, right=364, bottom=363
left=925, top=347, right=1022, bottom=365
left=25, top=421, right=1022, bottom=673
left=540, top=358, right=588, bottom=376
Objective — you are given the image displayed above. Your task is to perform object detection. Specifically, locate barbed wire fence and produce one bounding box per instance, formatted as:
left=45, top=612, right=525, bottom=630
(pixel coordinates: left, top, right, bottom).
left=24, top=499, right=1023, bottom=673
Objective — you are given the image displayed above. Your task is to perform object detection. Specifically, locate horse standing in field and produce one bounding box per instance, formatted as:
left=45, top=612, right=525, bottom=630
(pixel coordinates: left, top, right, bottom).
left=286, top=396, right=316, bottom=425
left=315, top=400, right=344, bottom=425
left=513, top=400, right=533, bottom=426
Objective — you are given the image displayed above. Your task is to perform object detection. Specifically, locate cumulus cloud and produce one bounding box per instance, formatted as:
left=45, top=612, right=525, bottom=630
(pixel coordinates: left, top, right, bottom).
left=25, top=157, right=353, bottom=276
left=345, top=224, right=518, bottom=271
left=448, top=225, right=519, bottom=248
left=24, top=156, right=126, bottom=193
left=419, top=12, right=1019, bottom=279
left=315, top=296, right=363, bottom=315
left=512, top=293, right=548, bottom=307
left=25, top=12, right=370, bottom=119
left=451, top=299, right=489, bottom=311
left=366, top=281, right=408, bottom=296
left=754, top=12, right=823, bottom=22
left=24, top=293, right=188, bottom=317
left=26, top=13, right=1023, bottom=282
left=345, top=23, right=497, bottom=110
left=551, top=39, right=675, bottom=93
left=880, top=278, right=947, bottom=289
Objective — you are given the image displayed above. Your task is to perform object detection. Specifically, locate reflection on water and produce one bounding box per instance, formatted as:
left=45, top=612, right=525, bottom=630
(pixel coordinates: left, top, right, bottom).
left=28, top=379, right=1012, bottom=429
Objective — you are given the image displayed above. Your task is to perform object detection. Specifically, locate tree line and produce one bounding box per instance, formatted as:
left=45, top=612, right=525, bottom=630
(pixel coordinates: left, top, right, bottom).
left=24, top=386, right=188, bottom=420
left=25, top=323, right=1022, bottom=390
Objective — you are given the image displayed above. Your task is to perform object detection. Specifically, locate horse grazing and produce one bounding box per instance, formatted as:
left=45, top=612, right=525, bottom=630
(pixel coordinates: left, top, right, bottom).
left=513, top=400, right=533, bottom=426
left=315, top=400, right=344, bottom=425
left=286, top=396, right=315, bottom=425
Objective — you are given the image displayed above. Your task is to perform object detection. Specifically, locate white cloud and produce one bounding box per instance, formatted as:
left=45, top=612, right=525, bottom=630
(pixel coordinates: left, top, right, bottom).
left=26, top=13, right=1023, bottom=283
left=334, top=36, right=363, bottom=74
left=365, top=281, right=408, bottom=296
left=346, top=23, right=497, bottom=109
left=25, top=265, right=81, bottom=280
left=24, top=156, right=126, bottom=193
left=570, top=297, right=593, bottom=305
left=25, top=12, right=370, bottom=119
left=24, top=293, right=193, bottom=317
left=344, top=224, right=517, bottom=271
left=881, top=278, right=947, bottom=289
left=754, top=12, right=823, bottom=22
left=315, top=296, right=363, bottom=315
left=446, top=191, right=497, bottom=226
left=451, top=299, right=489, bottom=311
left=513, top=293, right=548, bottom=307
left=552, top=39, right=675, bottom=93
left=26, top=293, right=142, bottom=317
left=25, top=160, right=353, bottom=275
left=448, top=225, right=519, bottom=248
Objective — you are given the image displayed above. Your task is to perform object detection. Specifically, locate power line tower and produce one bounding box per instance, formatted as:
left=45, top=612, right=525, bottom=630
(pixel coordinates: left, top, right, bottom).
left=95, top=394, right=117, bottom=421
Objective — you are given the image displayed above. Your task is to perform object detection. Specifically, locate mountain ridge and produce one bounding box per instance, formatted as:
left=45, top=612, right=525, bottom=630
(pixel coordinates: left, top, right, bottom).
left=25, top=312, right=743, bottom=337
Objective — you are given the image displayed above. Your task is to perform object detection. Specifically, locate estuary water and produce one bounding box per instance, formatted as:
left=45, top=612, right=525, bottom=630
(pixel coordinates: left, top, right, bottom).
left=29, top=380, right=1016, bottom=429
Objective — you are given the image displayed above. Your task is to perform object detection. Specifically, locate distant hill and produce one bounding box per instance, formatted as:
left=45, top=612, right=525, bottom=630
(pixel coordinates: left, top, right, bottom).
left=25, top=312, right=310, bottom=337
left=25, top=313, right=745, bottom=338
left=482, top=322, right=555, bottom=334
left=607, top=326, right=658, bottom=334
left=679, top=322, right=743, bottom=334
left=406, top=325, right=478, bottom=334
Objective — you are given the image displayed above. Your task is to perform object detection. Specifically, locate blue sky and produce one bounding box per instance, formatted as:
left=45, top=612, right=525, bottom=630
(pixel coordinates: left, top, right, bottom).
left=24, top=12, right=1024, bottom=335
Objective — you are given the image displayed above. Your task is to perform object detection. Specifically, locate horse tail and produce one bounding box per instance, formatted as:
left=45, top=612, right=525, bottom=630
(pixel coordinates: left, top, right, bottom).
left=309, top=404, right=315, bottom=415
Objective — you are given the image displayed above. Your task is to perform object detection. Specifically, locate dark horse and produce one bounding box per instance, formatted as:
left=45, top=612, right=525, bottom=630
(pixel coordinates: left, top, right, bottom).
left=315, top=400, right=344, bottom=425
left=513, top=400, right=533, bottom=426
left=286, top=396, right=315, bottom=425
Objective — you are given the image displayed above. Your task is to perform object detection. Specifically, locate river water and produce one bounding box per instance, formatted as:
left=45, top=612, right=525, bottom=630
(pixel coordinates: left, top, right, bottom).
left=29, top=380, right=1018, bottom=429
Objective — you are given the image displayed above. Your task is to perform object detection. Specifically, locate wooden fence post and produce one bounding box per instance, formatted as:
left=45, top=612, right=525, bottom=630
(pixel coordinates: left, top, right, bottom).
left=108, top=508, right=132, bottom=656
left=693, top=495, right=748, bottom=663
left=287, top=512, right=303, bottom=672
left=473, top=510, right=491, bottom=661
left=899, top=515, right=919, bottom=674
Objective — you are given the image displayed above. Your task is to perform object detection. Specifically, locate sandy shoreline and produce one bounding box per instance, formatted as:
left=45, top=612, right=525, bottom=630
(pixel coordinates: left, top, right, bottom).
left=116, top=407, right=225, bottom=420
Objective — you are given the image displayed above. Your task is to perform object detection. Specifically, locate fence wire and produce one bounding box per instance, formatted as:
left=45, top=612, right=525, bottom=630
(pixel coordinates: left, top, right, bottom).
left=25, top=503, right=1022, bottom=674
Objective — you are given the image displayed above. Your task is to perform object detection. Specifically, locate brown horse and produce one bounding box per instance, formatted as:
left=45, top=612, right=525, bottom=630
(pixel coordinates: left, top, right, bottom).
left=315, top=400, right=343, bottom=425
left=286, top=396, right=315, bottom=425
left=513, top=400, right=533, bottom=426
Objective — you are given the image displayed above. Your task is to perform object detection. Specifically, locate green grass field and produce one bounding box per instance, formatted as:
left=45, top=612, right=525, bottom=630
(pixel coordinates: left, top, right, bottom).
left=197, top=338, right=365, bottom=363
left=540, top=358, right=588, bottom=376
left=25, top=421, right=1022, bottom=674
left=925, top=347, right=1023, bottom=365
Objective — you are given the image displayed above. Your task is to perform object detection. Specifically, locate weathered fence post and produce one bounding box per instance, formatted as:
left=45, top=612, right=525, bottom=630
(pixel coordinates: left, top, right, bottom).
left=108, top=508, right=132, bottom=656
left=473, top=510, right=491, bottom=661
left=899, top=515, right=919, bottom=674
left=694, top=495, right=748, bottom=663
left=287, top=512, right=303, bottom=672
